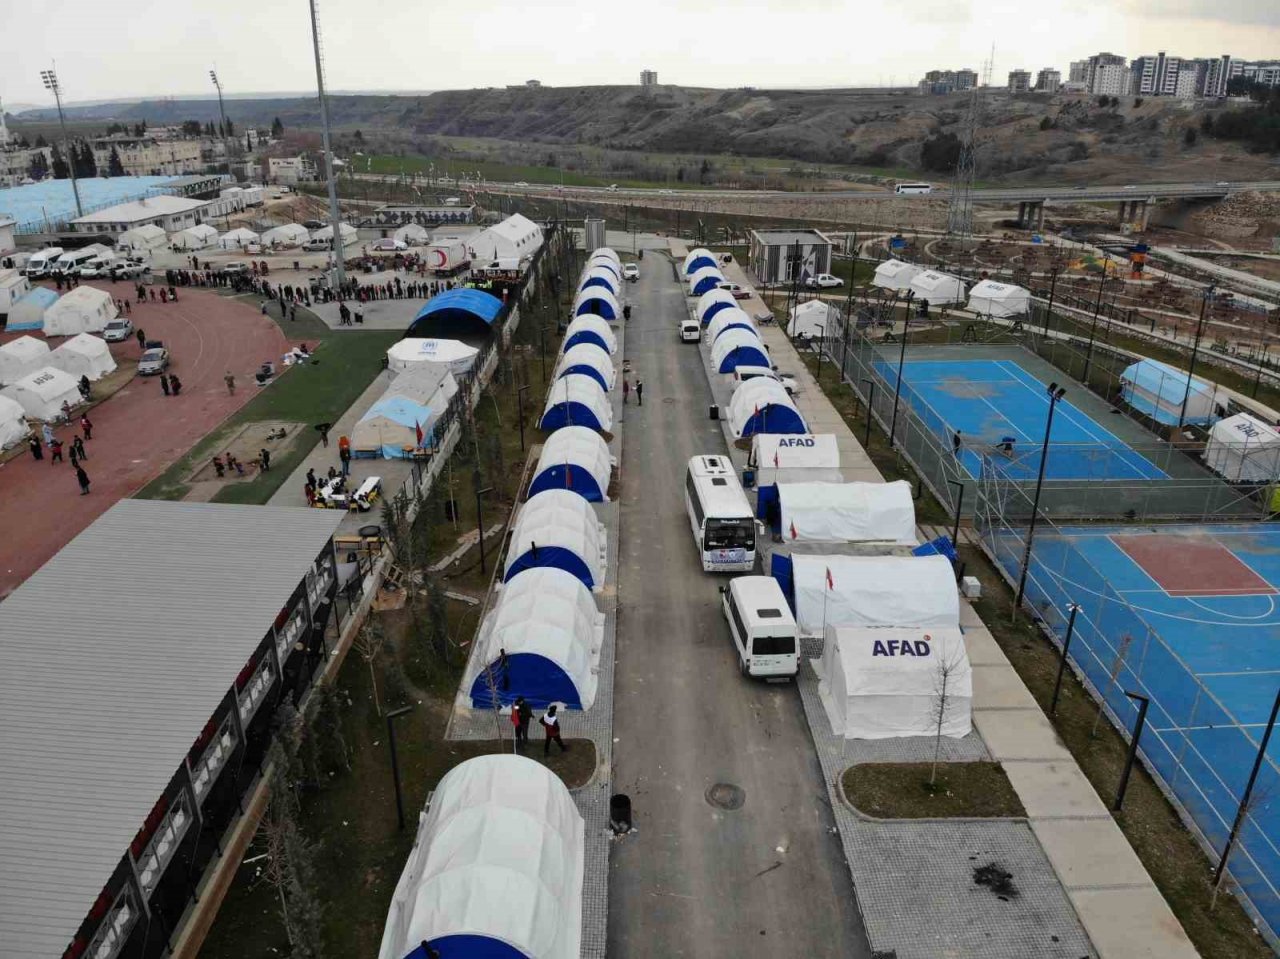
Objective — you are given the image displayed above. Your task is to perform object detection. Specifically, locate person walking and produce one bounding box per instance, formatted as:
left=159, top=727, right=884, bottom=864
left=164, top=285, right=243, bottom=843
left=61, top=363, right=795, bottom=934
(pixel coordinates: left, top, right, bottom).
left=169, top=375, right=182, bottom=396
left=136, top=328, right=146, bottom=350
left=259, top=448, right=271, bottom=472
left=28, top=435, right=43, bottom=460
left=318, top=423, right=331, bottom=448
left=339, top=442, right=352, bottom=478
left=224, top=371, right=236, bottom=395
left=636, top=378, right=644, bottom=407
left=42, top=423, right=54, bottom=448
left=160, top=373, right=171, bottom=396
left=541, top=705, right=567, bottom=755
left=68, top=443, right=79, bottom=469
left=212, top=454, right=225, bottom=478
left=952, top=430, right=963, bottom=456
left=513, top=696, right=533, bottom=751
left=622, top=378, right=630, bottom=404
left=79, top=415, right=93, bottom=440
left=49, top=438, right=63, bottom=463
left=71, top=435, right=86, bottom=461
left=75, top=464, right=90, bottom=495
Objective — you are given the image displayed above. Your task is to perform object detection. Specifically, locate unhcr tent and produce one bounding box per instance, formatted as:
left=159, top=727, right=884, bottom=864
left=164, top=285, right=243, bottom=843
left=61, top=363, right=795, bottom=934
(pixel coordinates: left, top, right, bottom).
left=706, top=308, right=756, bottom=343
left=2, top=366, right=82, bottom=421
left=728, top=376, right=807, bottom=438
left=529, top=426, right=613, bottom=502
left=541, top=374, right=612, bottom=433
left=393, top=223, right=431, bottom=246
left=696, top=288, right=738, bottom=326
left=49, top=333, right=117, bottom=381
left=578, top=266, right=620, bottom=296
left=43, top=286, right=117, bottom=337
left=786, top=554, right=958, bottom=637
left=117, top=223, right=167, bottom=253
left=815, top=626, right=972, bottom=740
left=468, top=568, right=605, bottom=710
left=564, top=315, right=617, bottom=354
left=1120, top=358, right=1219, bottom=427
left=684, top=247, right=718, bottom=276
left=711, top=328, right=770, bottom=374
left=967, top=280, right=1030, bottom=318
left=1204, top=413, right=1280, bottom=482
left=750, top=433, right=841, bottom=486
left=387, top=337, right=478, bottom=376
left=218, top=227, right=260, bottom=250
left=908, top=270, right=966, bottom=305
left=0, top=336, right=52, bottom=386
left=761, top=480, right=916, bottom=544
left=572, top=287, right=621, bottom=321
left=7, top=287, right=59, bottom=332
left=504, top=489, right=607, bottom=590
left=406, top=289, right=504, bottom=339
left=377, top=754, right=584, bottom=959
left=0, top=395, right=29, bottom=449
left=386, top=366, right=458, bottom=414
left=170, top=224, right=218, bottom=250
left=261, top=223, right=310, bottom=247
left=872, top=259, right=921, bottom=292
left=311, top=222, right=357, bottom=243
left=351, top=395, right=433, bottom=458
left=789, top=299, right=841, bottom=340
left=555, top=344, right=615, bottom=391
left=688, top=266, right=725, bottom=297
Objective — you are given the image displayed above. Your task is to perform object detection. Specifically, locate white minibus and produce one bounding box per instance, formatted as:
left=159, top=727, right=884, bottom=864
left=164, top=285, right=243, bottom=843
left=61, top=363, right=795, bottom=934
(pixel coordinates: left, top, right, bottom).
left=24, top=247, right=64, bottom=278
left=721, top=576, right=800, bottom=678
left=684, top=454, right=757, bottom=572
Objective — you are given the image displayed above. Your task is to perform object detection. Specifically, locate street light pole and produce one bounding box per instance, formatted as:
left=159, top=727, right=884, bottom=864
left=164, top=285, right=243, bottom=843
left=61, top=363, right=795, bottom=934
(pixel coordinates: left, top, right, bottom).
left=41, top=67, right=82, bottom=218
left=1014, top=383, right=1066, bottom=615
left=385, top=704, right=414, bottom=829
left=1050, top=603, right=1082, bottom=715
left=475, top=485, right=494, bottom=575
left=209, top=69, right=229, bottom=147
left=888, top=291, right=915, bottom=449
left=1178, top=284, right=1215, bottom=430
left=517, top=385, right=530, bottom=451
left=814, top=322, right=825, bottom=386
left=307, top=0, right=346, bottom=291
left=1044, top=265, right=1060, bottom=338
left=1082, top=260, right=1108, bottom=384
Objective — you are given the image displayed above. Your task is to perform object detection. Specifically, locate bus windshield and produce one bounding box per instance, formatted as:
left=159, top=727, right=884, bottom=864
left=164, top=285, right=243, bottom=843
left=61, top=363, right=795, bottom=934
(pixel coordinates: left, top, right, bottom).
left=705, top=518, right=755, bottom=551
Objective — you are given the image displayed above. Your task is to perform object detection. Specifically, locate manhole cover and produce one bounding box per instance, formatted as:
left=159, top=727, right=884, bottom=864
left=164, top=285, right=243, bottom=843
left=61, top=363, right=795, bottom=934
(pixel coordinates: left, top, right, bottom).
left=705, top=782, right=745, bottom=810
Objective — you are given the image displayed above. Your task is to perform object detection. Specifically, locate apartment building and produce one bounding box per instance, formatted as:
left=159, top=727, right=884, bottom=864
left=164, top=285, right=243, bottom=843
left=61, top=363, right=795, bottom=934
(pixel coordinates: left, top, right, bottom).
left=1008, top=69, right=1032, bottom=93
left=1035, top=68, right=1062, bottom=93
left=89, top=137, right=204, bottom=176
left=267, top=155, right=318, bottom=184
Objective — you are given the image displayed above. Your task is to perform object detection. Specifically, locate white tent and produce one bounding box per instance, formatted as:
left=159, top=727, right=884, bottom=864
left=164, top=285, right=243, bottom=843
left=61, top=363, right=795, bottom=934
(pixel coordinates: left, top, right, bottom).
left=0, top=394, right=29, bottom=449
left=967, top=280, right=1031, bottom=318
left=789, top=299, right=842, bottom=339
left=540, top=374, right=613, bottom=434
left=1119, top=358, right=1218, bottom=427
left=814, top=626, right=972, bottom=740
left=683, top=247, right=717, bottom=275
left=48, top=333, right=117, bottom=381
left=117, top=223, right=167, bottom=253
left=555, top=344, right=615, bottom=391
left=386, top=338, right=479, bottom=376
left=392, top=223, right=431, bottom=246
left=2, top=366, right=83, bottom=421
left=586, top=254, right=621, bottom=279
left=170, top=224, right=218, bottom=250
left=872, top=259, right=921, bottom=292
left=572, top=286, right=621, bottom=321
left=0, top=336, right=52, bottom=386
left=351, top=395, right=434, bottom=458
left=467, top=567, right=605, bottom=710
left=687, top=266, right=725, bottom=296
left=706, top=308, right=756, bottom=344
left=377, top=754, right=584, bottom=959
left=908, top=270, right=966, bottom=305
left=751, top=433, right=841, bottom=486
left=218, top=227, right=260, bottom=250
left=386, top=365, right=458, bottom=414
left=696, top=288, right=738, bottom=325
left=530, top=426, right=613, bottom=503
left=711, top=327, right=770, bottom=375
left=261, top=223, right=310, bottom=248
left=470, top=213, right=543, bottom=262
left=311, top=222, right=357, bottom=243
left=589, top=247, right=619, bottom=266
left=728, top=375, right=806, bottom=439
left=563, top=315, right=617, bottom=355
left=778, top=480, right=916, bottom=545
left=504, top=489, right=607, bottom=590
left=578, top=265, right=620, bottom=296
left=790, top=554, right=959, bottom=637
left=1204, top=413, right=1280, bottom=483
left=42, top=286, right=117, bottom=337
left=7, top=288, right=60, bottom=333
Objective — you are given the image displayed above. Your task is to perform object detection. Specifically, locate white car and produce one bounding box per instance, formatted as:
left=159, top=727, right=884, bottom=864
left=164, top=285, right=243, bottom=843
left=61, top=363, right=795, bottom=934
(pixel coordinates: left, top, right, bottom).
left=717, top=281, right=750, bottom=300
left=370, top=238, right=408, bottom=252
left=733, top=365, right=798, bottom=396
left=658, top=189, right=674, bottom=195
left=513, top=181, right=529, bottom=187
left=805, top=273, right=843, bottom=289
left=623, top=263, right=640, bottom=282
left=103, top=318, right=133, bottom=342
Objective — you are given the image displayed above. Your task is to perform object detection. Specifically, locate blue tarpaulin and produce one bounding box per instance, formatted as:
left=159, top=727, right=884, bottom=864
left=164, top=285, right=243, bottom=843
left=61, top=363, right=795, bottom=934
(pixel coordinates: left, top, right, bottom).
left=6, top=287, right=58, bottom=330
left=769, top=553, right=796, bottom=614
left=405, top=288, right=503, bottom=339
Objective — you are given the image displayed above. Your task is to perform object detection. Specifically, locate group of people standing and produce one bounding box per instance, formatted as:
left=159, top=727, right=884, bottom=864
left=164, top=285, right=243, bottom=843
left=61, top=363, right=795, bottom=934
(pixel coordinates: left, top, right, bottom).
left=507, top=696, right=568, bottom=756
left=28, top=414, right=94, bottom=495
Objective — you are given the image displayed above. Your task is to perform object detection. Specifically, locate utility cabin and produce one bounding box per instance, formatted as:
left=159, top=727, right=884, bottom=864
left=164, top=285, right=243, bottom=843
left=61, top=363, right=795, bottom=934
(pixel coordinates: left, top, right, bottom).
left=748, top=229, right=835, bottom=286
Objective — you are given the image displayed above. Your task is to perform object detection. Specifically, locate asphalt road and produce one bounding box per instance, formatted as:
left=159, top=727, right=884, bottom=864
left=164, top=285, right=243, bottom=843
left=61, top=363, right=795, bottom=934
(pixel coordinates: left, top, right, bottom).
left=606, top=257, right=870, bottom=957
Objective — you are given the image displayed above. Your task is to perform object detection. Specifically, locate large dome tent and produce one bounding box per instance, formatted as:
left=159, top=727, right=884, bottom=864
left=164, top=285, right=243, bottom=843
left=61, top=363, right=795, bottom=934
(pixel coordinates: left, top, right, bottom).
left=261, top=223, right=310, bottom=248
left=563, top=315, right=617, bottom=355
left=572, top=287, right=621, bottom=321
left=578, top=266, right=620, bottom=296
left=728, top=376, right=807, bottom=438
left=585, top=256, right=621, bottom=280
left=683, top=247, right=717, bottom=276
left=170, top=223, right=218, bottom=250
left=406, top=289, right=504, bottom=339
left=2, top=367, right=82, bottom=421
left=0, top=336, right=52, bottom=386
left=503, top=489, right=607, bottom=590
left=49, top=333, right=117, bottom=381
left=706, top=308, right=757, bottom=344
left=555, top=344, right=615, bottom=392
left=872, top=259, right=921, bottom=293
left=528, top=426, right=613, bottom=502
left=589, top=247, right=620, bottom=267
left=907, top=269, right=966, bottom=306
left=710, top=327, right=769, bottom=374
left=687, top=266, right=725, bottom=297
left=540, top=374, right=612, bottom=433
left=967, top=280, right=1030, bottom=318
left=696, top=288, right=738, bottom=326
left=218, top=227, right=260, bottom=250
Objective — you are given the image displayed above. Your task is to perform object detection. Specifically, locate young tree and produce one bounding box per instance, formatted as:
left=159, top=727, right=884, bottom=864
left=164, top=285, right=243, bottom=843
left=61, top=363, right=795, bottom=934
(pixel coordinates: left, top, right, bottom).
left=272, top=116, right=285, bottom=138
left=353, top=618, right=388, bottom=717
left=50, top=144, right=69, bottom=179
left=310, top=682, right=351, bottom=774
left=107, top=145, right=125, bottom=177
left=34, top=133, right=48, bottom=147
left=81, top=143, right=98, bottom=177
left=28, top=151, right=50, bottom=180
left=925, top=643, right=970, bottom=786
left=225, top=117, right=235, bottom=136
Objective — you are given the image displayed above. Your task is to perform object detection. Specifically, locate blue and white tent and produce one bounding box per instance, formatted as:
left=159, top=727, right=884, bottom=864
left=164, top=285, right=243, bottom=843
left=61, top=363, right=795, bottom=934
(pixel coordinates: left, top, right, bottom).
left=728, top=376, right=807, bottom=438
left=706, top=307, right=756, bottom=343
left=541, top=374, right=612, bottom=433
left=572, top=287, right=620, bottom=321
left=377, top=755, right=584, bottom=959
left=563, top=315, right=617, bottom=355
left=352, top=395, right=433, bottom=458
left=1120, top=358, right=1220, bottom=426
left=6, top=287, right=59, bottom=332
left=529, top=426, right=613, bottom=502
left=468, top=567, right=605, bottom=710
left=683, top=247, right=717, bottom=276
left=504, top=489, right=607, bottom=590
left=578, top=265, right=620, bottom=296
left=696, top=288, right=738, bottom=326
left=405, top=288, right=504, bottom=339
left=710, top=327, right=770, bottom=374
left=688, top=266, right=724, bottom=297
left=555, top=343, right=615, bottom=392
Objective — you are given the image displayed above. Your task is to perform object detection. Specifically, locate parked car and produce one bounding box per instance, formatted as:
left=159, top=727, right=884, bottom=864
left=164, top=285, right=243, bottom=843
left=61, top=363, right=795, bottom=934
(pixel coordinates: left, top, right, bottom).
left=110, top=262, right=146, bottom=280
left=623, top=263, right=640, bottom=282
left=805, top=273, right=843, bottom=289
left=717, top=281, right=750, bottom=300
left=222, top=262, right=250, bottom=276
left=370, top=238, right=408, bottom=252
left=658, top=188, right=674, bottom=195
left=77, top=258, right=117, bottom=279
left=302, top=219, right=325, bottom=230
left=302, top=238, right=331, bottom=252
left=103, top=318, right=133, bottom=343
left=513, top=181, right=529, bottom=187
left=733, top=365, right=799, bottom=396
left=138, top=347, right=170, bottom=376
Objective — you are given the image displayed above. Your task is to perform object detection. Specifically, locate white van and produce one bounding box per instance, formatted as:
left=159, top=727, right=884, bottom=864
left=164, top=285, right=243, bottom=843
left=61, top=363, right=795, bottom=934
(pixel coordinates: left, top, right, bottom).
left=680, top=318, right=700, bottom=342
left=24, top=247, right=64, bottom=278
left=721, top=576, right=800, bottom=679
left=54, top=245, right=110, bottom=276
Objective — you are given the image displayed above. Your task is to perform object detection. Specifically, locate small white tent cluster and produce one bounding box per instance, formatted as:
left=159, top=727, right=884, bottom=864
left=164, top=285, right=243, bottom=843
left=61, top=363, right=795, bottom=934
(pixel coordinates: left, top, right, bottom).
left=967, top=280, right=1030, bottom=318
left=117, top=223, right=167, bottom=253
left=540, top=374, right=612, bottom=434
left=2, top=366, right=82, bottom=421
left=504, top=489, right=607, bottom=591
left=386, top=338, right=479, bottom=376
left=351, top=395, right=433, bottom=458
left=728, top=376, right=807, bottom=438
left=770, top=481, right=915, bottom=544
left=43, top=287, right=117, bottom=337
left=0, top=395, right=30, bottom=449
left=218, top=227, right=260, bottom=250
left=1204, top=413, right=1280, bottom=482
left=261, top=223, right=310, bottom=248
left=311, top=222, right=357, bottom=244
left=170, top=224, right=218, bottom=250
left=0, top=336, right=52, bottom=386
left=393, top=223, right=431, bottom=246
left=872, top=259, right=921, bottom=292
left=469, top=213, right=543, bottom=263
left=529, top=426, right=613, bottom=502
left=908, top=269, right=966, bottom=305
left=377, top=754, right=584, bottom=959
left=789, top=299, right=843, bottom=341
left=49, top=333, right=117, bottom=381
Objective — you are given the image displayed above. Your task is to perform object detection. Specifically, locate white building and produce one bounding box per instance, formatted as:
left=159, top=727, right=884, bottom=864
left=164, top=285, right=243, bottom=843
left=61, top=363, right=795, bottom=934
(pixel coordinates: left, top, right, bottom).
left=267, top=156, right=317, bottom=185
left=71, top=195, right=212, bottom=236
left=1079, top=53, right=1131, bottom=95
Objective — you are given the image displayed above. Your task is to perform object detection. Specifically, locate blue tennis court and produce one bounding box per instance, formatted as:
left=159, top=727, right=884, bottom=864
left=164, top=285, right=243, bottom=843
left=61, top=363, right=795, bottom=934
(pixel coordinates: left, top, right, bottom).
left=880, top=358, right=1166, bottom=481
left=990, top=522, right=1280, bottom=931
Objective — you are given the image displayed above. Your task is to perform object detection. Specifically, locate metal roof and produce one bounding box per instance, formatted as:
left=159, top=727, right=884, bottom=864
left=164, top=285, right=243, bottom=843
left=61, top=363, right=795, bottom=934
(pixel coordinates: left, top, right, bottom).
left=0, top=500, right=344, bottom=959
left=751, top=229, right=834, bottom=246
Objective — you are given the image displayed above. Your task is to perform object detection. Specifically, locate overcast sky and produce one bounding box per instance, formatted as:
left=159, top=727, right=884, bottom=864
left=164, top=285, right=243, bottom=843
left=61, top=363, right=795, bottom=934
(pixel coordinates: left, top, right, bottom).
left=3, top=0, right=1279, bottom=107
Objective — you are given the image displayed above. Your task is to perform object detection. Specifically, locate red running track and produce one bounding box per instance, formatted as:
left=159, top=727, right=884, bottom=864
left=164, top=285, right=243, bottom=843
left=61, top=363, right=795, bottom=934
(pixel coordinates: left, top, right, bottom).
left=0, top=284, right=292, bottom=598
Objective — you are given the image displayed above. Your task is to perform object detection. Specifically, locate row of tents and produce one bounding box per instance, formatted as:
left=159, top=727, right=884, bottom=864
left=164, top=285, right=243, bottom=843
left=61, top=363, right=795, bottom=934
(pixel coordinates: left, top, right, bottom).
left=6, top=285, right=118, bottom=337
left=572, top=246, right=625, bottom=321
left=0, top=333, right=116, bottom=387
left=116, top=221, right=366, bottom=254
left=871, top=258, right=1031, bottom=317
left=0, top=332, right=117, bottom=445
left=540, top=249, right=622, bottom=433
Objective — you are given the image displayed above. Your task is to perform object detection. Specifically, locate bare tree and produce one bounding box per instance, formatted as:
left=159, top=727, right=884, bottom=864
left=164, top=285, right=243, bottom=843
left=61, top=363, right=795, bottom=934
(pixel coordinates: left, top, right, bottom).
left=354, top=619, right=388, bottom=717
left=926, top=643, right=971, bottom=786
left=310, top=682, right=350, bottom=774
left=1092, top=633, right=1134, bottom=739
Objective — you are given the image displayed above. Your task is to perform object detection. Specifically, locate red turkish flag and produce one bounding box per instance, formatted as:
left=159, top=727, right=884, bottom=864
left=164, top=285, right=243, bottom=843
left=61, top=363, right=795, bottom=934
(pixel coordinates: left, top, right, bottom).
left=789, top=520, right=798, bottom=540
left=826, top=566, right=834, bottom=590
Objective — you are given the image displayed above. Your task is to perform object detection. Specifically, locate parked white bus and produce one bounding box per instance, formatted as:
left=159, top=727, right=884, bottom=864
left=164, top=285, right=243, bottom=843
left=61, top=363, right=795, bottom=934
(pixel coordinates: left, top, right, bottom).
left=721, top=576, right=800, bottom=679
left=24, top=248, right=64, bottom=278
left=894, top=183, right=933, bottom=195
left=684, top=454, right=757, bottom=572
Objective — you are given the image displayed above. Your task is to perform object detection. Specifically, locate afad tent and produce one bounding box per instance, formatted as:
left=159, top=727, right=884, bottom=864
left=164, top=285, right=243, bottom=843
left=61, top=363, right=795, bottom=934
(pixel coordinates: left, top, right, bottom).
left=728, top=376, right=807, bottom=438
left=683, top=247, right=717, bottom=276
left=907, top=269, right=966, bottom=306
left=1, top=366, right=83, bottom=421
left=392, top=223, right=431, bottom=246
left=529, top=426, right=613, bottom=502
left=540, top=374, right=612, bottom=434
left=218, top=227, right=260, bottom=250
left=6, top=287, right=59, bottom=332
left=469, top=213, right=543, bottom=262
left=261, top=223, right=310, bottom=248
left=310, top=222, right=358, bottom=244
left=170, top=224, right=218, bottom=250
left=386, top=337, right=479, bottom=377
left=0, top=394, right=30, bottom=449
left=710, top=328, right=770, bottom=374
left=555, top=344, right=615, bottom=392
left=117, top=223, right=167, bottom=253
left=563, top=315, right=617, bottom=355
left=1120, top=358, right=1219, bottom=427
left=783, top=553, right=959, bottom=637
left=706, top=308, right=756, bottom=344
left=696, top=288, right=738, bottom=326
left=351, top=395, right=433, bottom=458
left=467, top=567, right=605, bottom=710
left=42, top=286, right=117, bottom=337
left=814, top=626, right=972, bottom=740
left=572, top=287, right=621, bottom=321
left=967, top=280, right=1031, bottom=318
left=377, top=754, right=584, bottom=959
left=789, top=299, right=842, bottom=340
left=750, top=433, right=841, bottom=486
left=0, top=335, right=52, bottom=386
left=688, top=266, right=725, bottom=297
left=503, top=489, right=607, bottom=591
left=759, top=480, right=916, bottom=544
left=1204, top=412, right=1280, bottom=482
left=872, top=259, right=920, bottom=292
left=578, top=266, right=620, bottom=296
left=49, top=333, right=117, bottom=381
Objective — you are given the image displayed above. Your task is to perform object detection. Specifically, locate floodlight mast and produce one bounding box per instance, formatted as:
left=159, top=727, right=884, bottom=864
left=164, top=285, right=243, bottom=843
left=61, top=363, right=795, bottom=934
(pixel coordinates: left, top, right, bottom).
left=307, top=0, right=346, bottom=290
left=41, top=67, right=83, bottom=218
